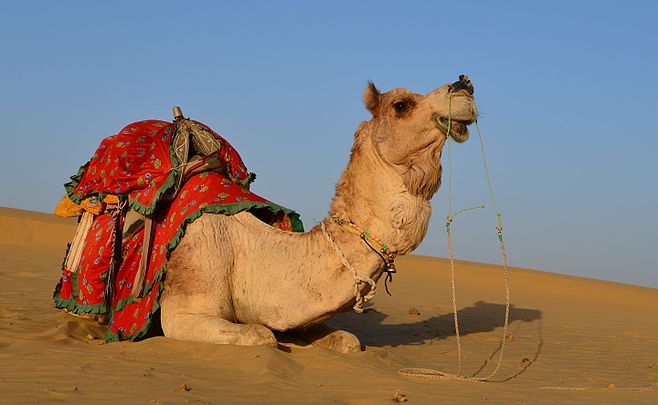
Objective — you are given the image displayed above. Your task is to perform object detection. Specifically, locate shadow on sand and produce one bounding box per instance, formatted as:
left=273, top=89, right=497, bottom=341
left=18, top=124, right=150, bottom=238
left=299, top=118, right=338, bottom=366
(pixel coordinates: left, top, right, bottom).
left=325, top=300, right=543, bottom=347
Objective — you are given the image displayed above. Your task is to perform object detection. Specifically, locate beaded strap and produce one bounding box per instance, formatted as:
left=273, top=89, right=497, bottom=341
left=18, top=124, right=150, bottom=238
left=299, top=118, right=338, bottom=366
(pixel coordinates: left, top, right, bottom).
left=330, top=217, right=396, bottom=266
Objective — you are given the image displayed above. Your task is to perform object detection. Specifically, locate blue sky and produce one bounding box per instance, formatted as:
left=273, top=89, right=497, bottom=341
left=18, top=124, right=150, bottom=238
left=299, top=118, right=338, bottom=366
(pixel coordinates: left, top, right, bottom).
left=1, top=1, right=657, bottom=287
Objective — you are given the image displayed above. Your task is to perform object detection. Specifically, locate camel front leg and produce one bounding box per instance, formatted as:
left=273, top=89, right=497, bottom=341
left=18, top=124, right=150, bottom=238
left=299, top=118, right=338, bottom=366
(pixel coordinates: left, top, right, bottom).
left=161, top=311, right=277, bottom=347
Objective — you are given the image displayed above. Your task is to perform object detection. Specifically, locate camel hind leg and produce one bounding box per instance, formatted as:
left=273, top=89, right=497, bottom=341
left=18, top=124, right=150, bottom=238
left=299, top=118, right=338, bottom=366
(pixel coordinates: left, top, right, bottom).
left=161, top=305, right=277, bottom=346
left=159, top=216, right=275, bottom=346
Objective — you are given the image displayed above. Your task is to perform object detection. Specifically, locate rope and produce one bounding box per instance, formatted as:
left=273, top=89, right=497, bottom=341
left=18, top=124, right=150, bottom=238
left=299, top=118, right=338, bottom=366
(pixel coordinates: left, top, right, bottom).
left=447, top=220, right=463, bottom=376
left=321, top=221, right=377, bottom=313
left=104, top=199, right=127, bottom=314
left=446, top=95, right=453, bottom=217
left=476, top=121, right=502, bottom=228
left=539, top=383, right=657, bottom=392
left=399, top=90, right=512, bottom=383
left=400, top=82, right=654, bottom=390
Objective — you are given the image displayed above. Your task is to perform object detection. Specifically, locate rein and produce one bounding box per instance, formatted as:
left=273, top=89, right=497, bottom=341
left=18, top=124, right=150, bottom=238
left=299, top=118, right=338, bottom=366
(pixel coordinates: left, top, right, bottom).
left=398, top=77, right=656, bottom=392
left=399, top=78, right=512, bottom=383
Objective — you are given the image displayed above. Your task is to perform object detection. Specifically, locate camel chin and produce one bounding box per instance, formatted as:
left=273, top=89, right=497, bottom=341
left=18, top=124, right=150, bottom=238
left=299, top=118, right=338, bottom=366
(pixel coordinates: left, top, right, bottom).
left=435, top=116, right=471, bottom=143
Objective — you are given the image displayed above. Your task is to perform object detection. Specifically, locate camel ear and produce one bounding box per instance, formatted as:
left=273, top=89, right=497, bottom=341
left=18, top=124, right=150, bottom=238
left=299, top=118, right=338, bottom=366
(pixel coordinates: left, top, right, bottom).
left=363, top=81, right=381, bottom=114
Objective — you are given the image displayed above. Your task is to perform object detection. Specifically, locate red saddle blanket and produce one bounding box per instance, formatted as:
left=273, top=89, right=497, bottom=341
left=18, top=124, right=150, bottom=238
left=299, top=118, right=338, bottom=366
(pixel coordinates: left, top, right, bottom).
left=53, top=119, right=303, bottom=342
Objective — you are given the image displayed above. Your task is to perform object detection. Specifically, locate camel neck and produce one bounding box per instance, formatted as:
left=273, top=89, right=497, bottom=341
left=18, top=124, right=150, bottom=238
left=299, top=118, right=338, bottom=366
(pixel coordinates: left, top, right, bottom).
left=329, top=136, right=433, bottom=255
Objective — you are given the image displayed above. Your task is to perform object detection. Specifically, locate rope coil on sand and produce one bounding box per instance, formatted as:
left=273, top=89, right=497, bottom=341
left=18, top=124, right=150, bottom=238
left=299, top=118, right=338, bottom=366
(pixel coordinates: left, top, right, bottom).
left=539, top=383, right=658, bottom=392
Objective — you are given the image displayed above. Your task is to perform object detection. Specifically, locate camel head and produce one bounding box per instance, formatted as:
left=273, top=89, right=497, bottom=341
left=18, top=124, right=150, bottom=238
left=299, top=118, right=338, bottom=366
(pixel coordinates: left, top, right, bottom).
left=360, top=81, right=478, bottom=199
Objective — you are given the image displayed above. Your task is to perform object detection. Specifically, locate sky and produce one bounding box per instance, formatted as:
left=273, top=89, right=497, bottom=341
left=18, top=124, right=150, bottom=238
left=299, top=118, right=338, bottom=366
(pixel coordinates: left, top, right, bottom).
left=1, top=1, right=657, bottom=288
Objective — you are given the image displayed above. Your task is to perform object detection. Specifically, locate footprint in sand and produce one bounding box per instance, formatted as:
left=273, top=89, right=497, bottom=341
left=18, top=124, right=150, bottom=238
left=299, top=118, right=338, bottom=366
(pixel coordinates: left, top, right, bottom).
left=9, top=318, right=106, bottom=343
left=8, top=271, right=38, bottom=278
left=0, top=307, right=18, bottom=318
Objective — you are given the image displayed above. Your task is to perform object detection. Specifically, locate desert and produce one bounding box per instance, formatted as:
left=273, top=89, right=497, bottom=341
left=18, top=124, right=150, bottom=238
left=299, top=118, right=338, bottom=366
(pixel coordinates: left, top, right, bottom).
left=2, top=2, right=657, bottom=404
left=1, top=207, right=656, bottom=404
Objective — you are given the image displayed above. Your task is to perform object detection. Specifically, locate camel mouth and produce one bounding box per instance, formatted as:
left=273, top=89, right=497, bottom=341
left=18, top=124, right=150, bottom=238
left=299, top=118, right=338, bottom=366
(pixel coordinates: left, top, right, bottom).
left=435, top=116, right=472, bottom=143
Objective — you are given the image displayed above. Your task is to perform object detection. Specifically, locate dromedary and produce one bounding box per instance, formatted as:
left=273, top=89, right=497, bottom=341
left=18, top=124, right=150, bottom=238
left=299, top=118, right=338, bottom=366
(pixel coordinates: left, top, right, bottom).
left=160, top=81, right=477, bottom=351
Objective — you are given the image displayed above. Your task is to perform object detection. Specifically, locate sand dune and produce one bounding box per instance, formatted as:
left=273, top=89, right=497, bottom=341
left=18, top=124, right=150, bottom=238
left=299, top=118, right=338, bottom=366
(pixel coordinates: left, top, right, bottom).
left=0, top=207, right=656, bottom=404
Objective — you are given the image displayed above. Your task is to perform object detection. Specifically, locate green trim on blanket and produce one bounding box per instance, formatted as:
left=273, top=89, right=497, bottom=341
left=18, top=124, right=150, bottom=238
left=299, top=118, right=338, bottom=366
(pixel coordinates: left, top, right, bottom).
left=64, top=163, right=90, bottom=205
left=104, top=271, right=164, bottom=343
left=288, top=212, right=303, bottom=233
left=62, top=123, right=271, bottom=216
left=63, top=129, right=182, bottom=215
left=104, top=289, right=162, bottom=343
left=166, top=201, right=304, bottom=256
left=52, top=243, right=71, bottom=307
left=129, top=131, right=182, bottom=215
left=65, top=163, right=178, bottom=216
left=64, top=160, right=126, bottom=211
left=53, top=260, right=109, bottom=315
left=127, top=170, right=179, bottom=216
left=117, top=123, right=182, bottom=216
left=140, top=270, right=164, bottom=298
left=113, top=296, right=134, bottom=313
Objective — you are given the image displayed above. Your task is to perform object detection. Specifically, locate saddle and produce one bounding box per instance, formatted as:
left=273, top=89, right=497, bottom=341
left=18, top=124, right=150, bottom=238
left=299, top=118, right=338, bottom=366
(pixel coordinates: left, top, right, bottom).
left=53, top=108, right=303, bottom=342
left=56, top=108, right=231, bottom=298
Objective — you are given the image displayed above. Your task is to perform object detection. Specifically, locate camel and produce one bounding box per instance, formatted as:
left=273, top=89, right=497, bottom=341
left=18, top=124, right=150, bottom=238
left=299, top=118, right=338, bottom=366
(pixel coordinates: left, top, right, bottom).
left=159, top=80, right=477, bottom=352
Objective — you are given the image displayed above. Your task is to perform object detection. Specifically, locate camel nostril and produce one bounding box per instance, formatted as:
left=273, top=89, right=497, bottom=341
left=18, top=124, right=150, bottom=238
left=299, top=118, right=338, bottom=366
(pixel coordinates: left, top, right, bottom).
left=450, top=75, right=474, bottom=95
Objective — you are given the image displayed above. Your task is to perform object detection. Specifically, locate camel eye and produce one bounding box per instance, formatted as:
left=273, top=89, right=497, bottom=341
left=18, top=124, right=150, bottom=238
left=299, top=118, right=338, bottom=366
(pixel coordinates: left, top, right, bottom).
left=393, top=101, right=408, bottom=113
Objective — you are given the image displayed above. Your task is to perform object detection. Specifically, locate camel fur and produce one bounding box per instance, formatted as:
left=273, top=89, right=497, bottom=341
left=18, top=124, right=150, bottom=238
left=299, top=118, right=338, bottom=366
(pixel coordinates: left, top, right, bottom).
left=159, top=82, right=477, bottom=352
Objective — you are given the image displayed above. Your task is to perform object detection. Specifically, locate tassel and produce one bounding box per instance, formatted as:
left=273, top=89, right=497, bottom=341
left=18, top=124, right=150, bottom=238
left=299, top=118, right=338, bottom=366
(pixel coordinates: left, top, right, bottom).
left=103, top=202, right=126, bottom=317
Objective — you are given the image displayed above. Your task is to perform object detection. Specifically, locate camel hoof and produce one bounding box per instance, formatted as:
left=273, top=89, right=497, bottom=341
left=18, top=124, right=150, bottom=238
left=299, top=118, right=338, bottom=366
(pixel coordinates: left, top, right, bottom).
left=313, top=330, right=362, bottom=353
left=239, top=324, right=277, bottom=347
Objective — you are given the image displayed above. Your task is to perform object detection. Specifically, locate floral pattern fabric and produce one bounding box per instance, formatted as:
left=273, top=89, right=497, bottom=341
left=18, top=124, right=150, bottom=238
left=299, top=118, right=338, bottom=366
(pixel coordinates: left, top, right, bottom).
left=66, top=120, right=254, bottom=215
left=53, top=213, right=118, bottom=313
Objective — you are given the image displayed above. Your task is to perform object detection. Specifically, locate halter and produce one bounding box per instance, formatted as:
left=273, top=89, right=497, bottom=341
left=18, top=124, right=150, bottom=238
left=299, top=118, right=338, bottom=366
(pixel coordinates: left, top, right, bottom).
left=320, top=220, right=377, bottom=313
left=330, top=216, right=397, bottom=295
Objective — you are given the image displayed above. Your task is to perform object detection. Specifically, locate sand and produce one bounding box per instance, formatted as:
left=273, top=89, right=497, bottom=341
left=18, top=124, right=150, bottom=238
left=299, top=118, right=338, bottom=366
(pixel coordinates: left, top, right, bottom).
left=0, top=207, right=656, bottom=404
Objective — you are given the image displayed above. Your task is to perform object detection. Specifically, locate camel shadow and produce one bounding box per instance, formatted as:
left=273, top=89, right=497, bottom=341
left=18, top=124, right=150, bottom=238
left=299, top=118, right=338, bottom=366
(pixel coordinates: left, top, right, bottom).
left=324, top=300, right=542, bottom=347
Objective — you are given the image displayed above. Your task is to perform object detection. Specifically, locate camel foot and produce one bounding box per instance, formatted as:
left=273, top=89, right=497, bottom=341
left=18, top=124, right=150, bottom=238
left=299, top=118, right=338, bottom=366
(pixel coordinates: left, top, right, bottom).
left=293, top=324, right=362, bottom=353
left=313, top=329, right=362, bottom=353
left=161, top=312, right=277, bottom=347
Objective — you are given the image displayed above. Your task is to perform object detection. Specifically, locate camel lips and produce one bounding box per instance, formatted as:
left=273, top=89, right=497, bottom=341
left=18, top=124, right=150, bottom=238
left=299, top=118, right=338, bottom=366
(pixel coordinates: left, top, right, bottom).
left=436, top=116, right=469, bottom=137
